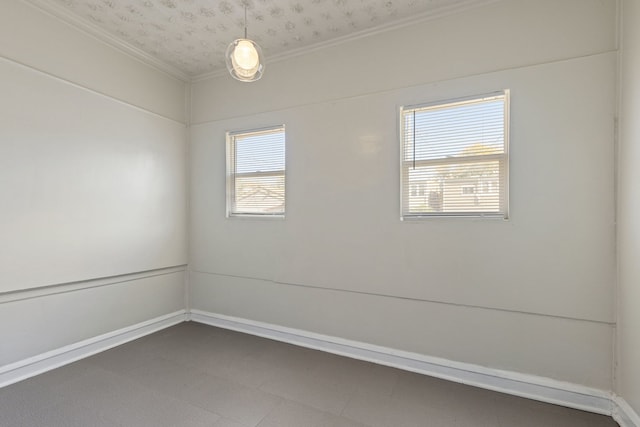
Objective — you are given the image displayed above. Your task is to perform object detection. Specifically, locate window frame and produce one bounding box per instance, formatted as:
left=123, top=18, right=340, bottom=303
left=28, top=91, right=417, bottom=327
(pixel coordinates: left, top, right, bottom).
left=399, top=90, right=510, bottom=220
left=226, top=125, right=286, bottom=219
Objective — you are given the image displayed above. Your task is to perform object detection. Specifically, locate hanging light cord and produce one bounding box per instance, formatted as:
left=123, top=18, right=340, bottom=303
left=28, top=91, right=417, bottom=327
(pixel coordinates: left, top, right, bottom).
left=244, top=6, right=248, bottom=39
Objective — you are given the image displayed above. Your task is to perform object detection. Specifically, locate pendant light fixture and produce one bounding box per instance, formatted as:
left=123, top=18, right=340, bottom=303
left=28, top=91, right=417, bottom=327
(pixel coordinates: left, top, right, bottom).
left=225, top=6, right=264, bottom=82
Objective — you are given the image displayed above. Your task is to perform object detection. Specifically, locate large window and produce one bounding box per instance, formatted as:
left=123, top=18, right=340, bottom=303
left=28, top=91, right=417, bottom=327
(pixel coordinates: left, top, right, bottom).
left=400, top=91, right=509, bottom=219
left=226, top=126, right=285, bottom=217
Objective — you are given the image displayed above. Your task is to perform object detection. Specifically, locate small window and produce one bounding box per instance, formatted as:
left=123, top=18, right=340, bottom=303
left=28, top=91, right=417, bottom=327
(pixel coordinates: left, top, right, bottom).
left=226, top=126, right=285, bottom=217
left=400, top=91, right=509, bottom=219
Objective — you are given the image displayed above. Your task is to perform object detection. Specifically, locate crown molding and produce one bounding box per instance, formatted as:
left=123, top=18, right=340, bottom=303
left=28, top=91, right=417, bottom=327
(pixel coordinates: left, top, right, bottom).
left=21, top=0, right=500, bottom=84
left=192, top=0, right=502, bottom=82
left=20, top=0, right=190, bottom=82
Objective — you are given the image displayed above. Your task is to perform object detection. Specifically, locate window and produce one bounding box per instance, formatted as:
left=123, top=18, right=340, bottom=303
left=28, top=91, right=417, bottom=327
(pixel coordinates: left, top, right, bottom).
left=400, top=91, right=509, bottom=219
left=226, top=126, right=285, bottom=217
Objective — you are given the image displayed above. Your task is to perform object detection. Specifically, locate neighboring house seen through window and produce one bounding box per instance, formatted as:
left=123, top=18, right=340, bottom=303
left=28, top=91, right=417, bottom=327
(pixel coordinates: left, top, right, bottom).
left=226, top=126, right=285, bottom=217
left=400, top=91, right=509, bottom=219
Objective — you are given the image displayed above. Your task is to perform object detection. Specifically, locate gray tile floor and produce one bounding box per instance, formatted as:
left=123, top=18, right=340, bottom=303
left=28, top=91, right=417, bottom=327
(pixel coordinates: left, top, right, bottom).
left=0, top=322, right=619, bottom=427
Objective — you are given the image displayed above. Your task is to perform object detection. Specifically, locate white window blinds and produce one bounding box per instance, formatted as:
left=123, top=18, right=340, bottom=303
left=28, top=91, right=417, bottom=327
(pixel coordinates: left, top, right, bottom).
left=227, top=126, right=285, bottom=217
left=400, top=91, right=509, bottom=219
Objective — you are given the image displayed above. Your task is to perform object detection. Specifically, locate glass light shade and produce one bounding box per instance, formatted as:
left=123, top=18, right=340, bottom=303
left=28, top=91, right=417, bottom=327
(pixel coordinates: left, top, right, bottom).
left=225, top=38, right=264, bottom=82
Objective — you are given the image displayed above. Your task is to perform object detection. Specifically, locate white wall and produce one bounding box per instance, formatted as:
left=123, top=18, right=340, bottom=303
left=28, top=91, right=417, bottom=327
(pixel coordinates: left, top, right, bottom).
left=0, top=0, right=186, bottom=123
left=0, top=0, right=188, bottom=366
left=0, top=270, right=185, bottom=367
left=190, top=0, right=617, bottom=390
left=618, top=0, right=640, bottom=417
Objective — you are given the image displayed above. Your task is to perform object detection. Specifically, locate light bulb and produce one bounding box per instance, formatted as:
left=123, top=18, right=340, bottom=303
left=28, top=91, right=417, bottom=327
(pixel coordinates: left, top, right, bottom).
left=225, top=37, right=264, bottom=82
left=233, top=39, right=259, bottom=71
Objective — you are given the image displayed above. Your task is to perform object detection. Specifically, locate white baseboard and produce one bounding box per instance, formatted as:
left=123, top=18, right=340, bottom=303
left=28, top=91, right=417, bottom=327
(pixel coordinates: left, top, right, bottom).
left=190, top=309, right=614, bottom=416
left=0, top=310, right=187, bottom=388
left=3, top=306, right=635, bottom=426
left=614, top=396, right=640, bottom=427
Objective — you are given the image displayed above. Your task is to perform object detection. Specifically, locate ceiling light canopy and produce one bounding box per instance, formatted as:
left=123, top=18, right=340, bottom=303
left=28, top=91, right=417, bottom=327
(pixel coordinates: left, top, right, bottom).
left=225, top=7, right=264, bottom=82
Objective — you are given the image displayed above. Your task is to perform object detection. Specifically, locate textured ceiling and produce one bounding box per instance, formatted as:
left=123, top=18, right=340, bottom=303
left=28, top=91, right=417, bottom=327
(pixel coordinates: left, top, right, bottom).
left=34, top=0, right=489, bottom=79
